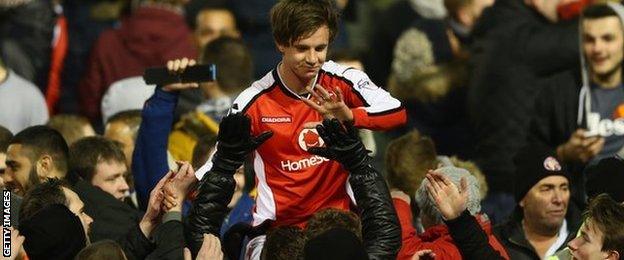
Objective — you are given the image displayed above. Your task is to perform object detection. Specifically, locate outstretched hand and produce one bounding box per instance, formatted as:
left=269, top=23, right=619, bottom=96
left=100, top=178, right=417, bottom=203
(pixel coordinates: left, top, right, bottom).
left=425, top=170, right=468, bottom=221
left=301, top=84, right=353, bottom=128
left=307, top=119, right=369, bottom=172
left=163, top=161, right=198, bottom=212
left=140, top=170, right=174, bottom=238
left=212, top=113, right=273, bottom=175
left=557, top=129, right=604, bottom=163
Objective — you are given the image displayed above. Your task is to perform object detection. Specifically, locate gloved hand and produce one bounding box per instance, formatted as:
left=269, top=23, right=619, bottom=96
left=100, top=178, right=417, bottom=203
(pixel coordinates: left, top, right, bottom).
left=308, top=119, right=370, bottom=173
left=211, top=113, right=273, bottom=175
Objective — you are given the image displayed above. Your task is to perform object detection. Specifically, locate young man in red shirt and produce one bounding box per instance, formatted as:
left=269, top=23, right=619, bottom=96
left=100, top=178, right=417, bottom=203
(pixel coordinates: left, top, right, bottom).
left=191, top=0, right=406, bottom=228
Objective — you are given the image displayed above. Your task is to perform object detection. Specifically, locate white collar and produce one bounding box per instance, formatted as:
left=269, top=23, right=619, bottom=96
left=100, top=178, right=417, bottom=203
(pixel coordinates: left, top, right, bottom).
left=544, top=219, right=569, bottom=258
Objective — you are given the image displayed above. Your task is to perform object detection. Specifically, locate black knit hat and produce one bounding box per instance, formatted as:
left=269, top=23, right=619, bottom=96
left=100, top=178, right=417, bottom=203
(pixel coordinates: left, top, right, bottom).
left=585, top=157, right=624, bottom=202
left=19, top=204, right=87, bottom=260
left=513, top=144, right=569, bottom=202
left=304, top=228, right=368, bottom=260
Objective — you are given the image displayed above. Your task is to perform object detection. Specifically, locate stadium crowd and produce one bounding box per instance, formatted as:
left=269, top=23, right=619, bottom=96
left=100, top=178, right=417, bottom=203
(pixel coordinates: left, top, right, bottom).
left=1, top=0, right=624, bottom=259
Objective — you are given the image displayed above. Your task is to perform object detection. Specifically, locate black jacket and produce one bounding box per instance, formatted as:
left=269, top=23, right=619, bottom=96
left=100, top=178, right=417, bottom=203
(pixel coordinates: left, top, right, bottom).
left=185, top=171, right=236, bottom=256
left=73, top=180, right=143, bottom=242
left=364, top=0, right=421, bottom=86
left=528, top=70, right=590, bottom=202
left=493, top=206, right=582, bottom=260
left=468, top=0, right=579, bottom=192
left=73, top=180, right=153, bottom=259
left=75, top=180, right=186, bottom=260
left=349, top=164, right=402, bottom=260
left=186, top=163, right=402, bottom=259
left=528, top=70, right=582, bottom=155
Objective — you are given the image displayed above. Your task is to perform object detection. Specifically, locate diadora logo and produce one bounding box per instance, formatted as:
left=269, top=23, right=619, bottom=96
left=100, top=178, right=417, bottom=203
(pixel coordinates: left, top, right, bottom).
left=297, top=129, right=324, bottom=151
left=261, top=116, right=292, bottom=123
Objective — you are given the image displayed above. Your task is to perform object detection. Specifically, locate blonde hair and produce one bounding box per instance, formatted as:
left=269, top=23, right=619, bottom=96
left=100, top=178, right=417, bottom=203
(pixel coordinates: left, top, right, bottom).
left=385, top=130, right=438, bottom=196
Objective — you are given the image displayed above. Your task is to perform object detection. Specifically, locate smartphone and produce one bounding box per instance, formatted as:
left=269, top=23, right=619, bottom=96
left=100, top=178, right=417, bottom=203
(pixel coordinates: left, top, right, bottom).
left=143, top=64, right=216, bottom=85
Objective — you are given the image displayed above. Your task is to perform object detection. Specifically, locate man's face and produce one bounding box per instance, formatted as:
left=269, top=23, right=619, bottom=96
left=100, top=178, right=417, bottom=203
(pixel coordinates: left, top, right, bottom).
left=568, top=220, right=617, bottom=260
left=521, top=176, right=570, bottom=231
left=277, top=25, right=330, bottom=86
left=583, top=17, right=624, bottom=81
left=104, top=122, right=134, bottom=167
left=90, top=160, right=129, bottom=200
left=4, top=144, right=37, bottom=195
left=195, top=9, right=239, bottom=48
left=0, top=152, right=6, bottom=177
left=62, top=187, right=93, bottom=242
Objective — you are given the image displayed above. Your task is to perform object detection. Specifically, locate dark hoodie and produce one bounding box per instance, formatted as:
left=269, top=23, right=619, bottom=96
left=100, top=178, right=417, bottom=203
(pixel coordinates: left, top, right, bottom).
left=528, top=2, right=624, bottom=201
left=78, top=5, right=197, bottom=123
left=19, top=204, right=87, bottom=260
left=467, top=0, right=579, bottom=194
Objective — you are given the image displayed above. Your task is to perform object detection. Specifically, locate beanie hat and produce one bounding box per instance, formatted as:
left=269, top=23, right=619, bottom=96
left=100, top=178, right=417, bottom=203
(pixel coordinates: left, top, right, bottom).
left=513, top=144, right=569, bottom=202
left=585, top=157, right=624, bottom=202
left=19, top=204, right=87, bottom=260
left=304, top=228, right=368, bottom=260
left=101, top=76, right=155, bottom=124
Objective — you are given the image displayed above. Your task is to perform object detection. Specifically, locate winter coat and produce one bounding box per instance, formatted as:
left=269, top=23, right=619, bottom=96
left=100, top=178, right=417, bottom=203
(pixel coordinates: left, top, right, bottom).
left=186, top=160, right=402, bottom=259
left=78, top=5, right=196, bottom=123
left=493, top=207, right=582, bottom=260
left=468, top=0, right=579, bottom=192
left=394, top=199, right=509, bottom=260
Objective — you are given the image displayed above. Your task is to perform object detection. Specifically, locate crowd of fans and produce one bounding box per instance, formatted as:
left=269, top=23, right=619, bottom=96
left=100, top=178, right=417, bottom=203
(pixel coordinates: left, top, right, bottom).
left=1, top=0, right=624, bottom=259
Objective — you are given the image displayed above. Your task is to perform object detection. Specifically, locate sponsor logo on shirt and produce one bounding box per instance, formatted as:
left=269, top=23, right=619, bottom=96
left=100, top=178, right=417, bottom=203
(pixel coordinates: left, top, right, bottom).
left=281, top=155, right=330, bottom=171
left=261, top=116, right=292, bottom=123
left=297, top=129, right=324, bottom=151
left=279, top=129, right=329, bottom=171
left=585, top=109, right=624, bottom=137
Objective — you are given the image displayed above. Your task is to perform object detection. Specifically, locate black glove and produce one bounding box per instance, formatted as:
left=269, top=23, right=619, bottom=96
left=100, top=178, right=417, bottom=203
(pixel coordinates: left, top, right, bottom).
left=211, top=113, right=273, bottom=175
left=308, top=119, right=370, bottom=173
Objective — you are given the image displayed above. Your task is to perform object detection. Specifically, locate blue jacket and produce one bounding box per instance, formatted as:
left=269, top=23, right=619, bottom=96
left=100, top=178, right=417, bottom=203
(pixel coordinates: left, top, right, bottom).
left=133, top=88, right=177, bottom=210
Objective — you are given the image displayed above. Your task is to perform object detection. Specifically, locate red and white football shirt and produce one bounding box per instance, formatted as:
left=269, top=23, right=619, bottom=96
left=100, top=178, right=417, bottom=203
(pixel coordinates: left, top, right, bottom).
left=201, top=61, right=406, bottom=227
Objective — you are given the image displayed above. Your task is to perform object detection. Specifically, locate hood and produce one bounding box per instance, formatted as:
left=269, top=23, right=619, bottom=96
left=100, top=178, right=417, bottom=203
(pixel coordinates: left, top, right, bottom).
left=408, top=0, right=447, bottom=19
left=577, top=2, right=624, bottom=126
left=118, top=6, right=195, bottom=65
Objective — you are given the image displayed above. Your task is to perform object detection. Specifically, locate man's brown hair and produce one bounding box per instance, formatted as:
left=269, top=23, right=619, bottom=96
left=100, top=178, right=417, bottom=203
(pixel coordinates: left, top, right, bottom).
left=76, top=240, right=126, bottom=260
left=106, top=110, right=142, bottom=140
left=305, top=208, right=362, bottom=241
left=68, top=136, right=126, bottom=182
left=585, top=194, right=624, bottom=256
left=262, top=226, right=306, bottom=260
left=270, top=0, right=339, bottom=47
left=200, top=36, right=253, bottom=94
left=385, top=130, right=438, bottom=196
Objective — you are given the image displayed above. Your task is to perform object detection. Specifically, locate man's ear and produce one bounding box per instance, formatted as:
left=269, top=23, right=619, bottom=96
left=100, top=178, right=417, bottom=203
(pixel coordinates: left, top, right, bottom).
left=276, top=42, right=286, bottom=54
left=606, top=250, right=620, bottom=260
left=36, top=155, right=54, bottom=177
left=519, top=197, right=526, bottom=208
